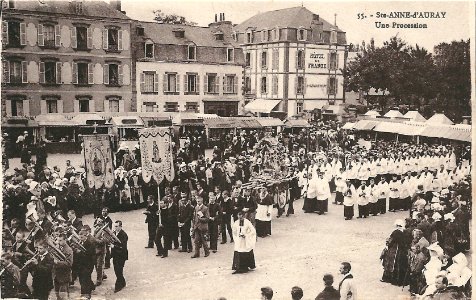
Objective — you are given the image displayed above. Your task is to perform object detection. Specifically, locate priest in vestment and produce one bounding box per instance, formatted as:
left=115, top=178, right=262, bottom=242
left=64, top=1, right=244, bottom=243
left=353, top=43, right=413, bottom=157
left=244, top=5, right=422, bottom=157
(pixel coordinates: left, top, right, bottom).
left=232, top=211, right=256, bottom=274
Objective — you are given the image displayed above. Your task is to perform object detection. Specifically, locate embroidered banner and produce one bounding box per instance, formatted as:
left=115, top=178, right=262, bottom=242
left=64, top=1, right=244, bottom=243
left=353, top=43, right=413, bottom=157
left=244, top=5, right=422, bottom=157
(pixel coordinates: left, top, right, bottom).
left=83, top=135, right=115, bottom=189
left=139, top=127, right=175, bottom=184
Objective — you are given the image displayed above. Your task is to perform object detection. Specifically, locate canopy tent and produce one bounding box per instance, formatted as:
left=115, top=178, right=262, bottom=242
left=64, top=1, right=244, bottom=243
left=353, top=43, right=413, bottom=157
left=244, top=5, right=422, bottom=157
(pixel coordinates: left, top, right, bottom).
left=403, top=111, right=426, bottom=122
left=256, top=118, right=284, bottom=127
left=383, top=110, right=404, bottom=118
left=341, top=122, right=355, bottom=130
left=244, top=99, right=281, bottom=114
left=397, top=123, right=426, bottom=136
left=204, top=118, right=261, bottom=129
left=35, top=114, right=77, bottom=127
left=284, top=119, right=310, bottom=128
left=426, top=113, right=454, bottom=125
left=363, top=110, right=381, bottom=117
left=374, top=121, right=400, bottom=133
left=352, top=119, right=378, bottom=131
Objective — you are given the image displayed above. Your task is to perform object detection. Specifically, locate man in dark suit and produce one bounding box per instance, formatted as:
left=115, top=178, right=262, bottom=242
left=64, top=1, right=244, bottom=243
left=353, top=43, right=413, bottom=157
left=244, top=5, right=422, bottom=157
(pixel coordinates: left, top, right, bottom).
left=67, top=210, right=83, bottom=232
left=53, top=234, right=73, bottom=300
left=111, top=220, right=128, bottom=293
left=144, top=195, right=158, bottom=248
left=31, top=241, right=54, bottom=300
left=177, top=196, right=193, bottom=253
left=191, top=196, right=210, bottom=258
left=208, top=193, right=221, bottom=253
left=76, top=229, right=96, bottom=299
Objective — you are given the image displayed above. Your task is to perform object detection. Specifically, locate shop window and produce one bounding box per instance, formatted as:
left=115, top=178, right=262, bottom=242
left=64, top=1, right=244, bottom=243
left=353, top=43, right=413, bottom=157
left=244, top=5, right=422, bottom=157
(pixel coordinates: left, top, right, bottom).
left=46, top=100, right=58, bottom=113
left=10, top=100, right=23, bottom=116
left=145, top=42, right=154, bottom=58
left=223, top=75, right=237, bottom=94
left=205, top=73, right=218, bottom=94
left=260, top=76, right=267, bottom=94
left=79, top=100, right=90, bottom=112
left=188, top=45, right=196, bottom=60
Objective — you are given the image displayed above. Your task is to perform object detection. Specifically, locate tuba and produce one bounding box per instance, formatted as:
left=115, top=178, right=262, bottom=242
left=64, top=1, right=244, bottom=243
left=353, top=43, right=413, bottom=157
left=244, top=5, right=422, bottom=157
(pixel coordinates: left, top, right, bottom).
left=66, top=226, right=86, bottom=253
left=95, top=223, right=121, bottom=245
left=46, top=236, right=67, bottom=262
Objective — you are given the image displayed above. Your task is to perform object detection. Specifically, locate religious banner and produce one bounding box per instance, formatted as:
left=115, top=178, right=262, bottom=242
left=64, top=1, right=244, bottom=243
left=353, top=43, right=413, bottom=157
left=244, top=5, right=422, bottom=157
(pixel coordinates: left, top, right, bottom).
left=138, top=127, right=175, bottom=184
left=82, top=135, right=115, bottom=189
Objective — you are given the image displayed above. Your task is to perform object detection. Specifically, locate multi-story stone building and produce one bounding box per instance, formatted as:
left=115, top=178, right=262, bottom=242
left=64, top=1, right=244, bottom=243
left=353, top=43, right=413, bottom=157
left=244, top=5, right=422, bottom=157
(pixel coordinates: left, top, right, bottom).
left=132, top=14, right=244, bottom=116
left=234, top=7, right=347, bottom=117
left=1, top=0, right=132, bottom=137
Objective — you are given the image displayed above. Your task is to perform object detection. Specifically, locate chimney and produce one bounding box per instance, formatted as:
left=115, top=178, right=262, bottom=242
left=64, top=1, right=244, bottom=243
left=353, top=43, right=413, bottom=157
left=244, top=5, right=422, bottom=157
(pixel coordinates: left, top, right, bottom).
left=215, top=14, right=217, bottom=22
left=222, top=13, right=225, bottom=21
left=110, top=0, right=123, bottom=13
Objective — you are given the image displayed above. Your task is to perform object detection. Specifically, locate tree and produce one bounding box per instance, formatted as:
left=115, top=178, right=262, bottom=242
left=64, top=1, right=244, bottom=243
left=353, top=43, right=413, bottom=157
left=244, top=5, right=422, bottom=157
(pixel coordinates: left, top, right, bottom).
left=153, top=10, right=197, bottom=26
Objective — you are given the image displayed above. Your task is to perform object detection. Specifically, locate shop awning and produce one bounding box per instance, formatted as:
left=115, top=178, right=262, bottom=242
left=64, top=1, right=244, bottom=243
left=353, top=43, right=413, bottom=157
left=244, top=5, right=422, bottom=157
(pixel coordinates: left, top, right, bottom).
left=111, top=116, right=144, bottom=127
left=397, top=123, right=425, bottom=136
left=72, top=113, right=106, bottom=125
left=353, top=120, right=378, bottom=131
left=374, top=121, right=400, bottom=133
left=284, top=119, right=310, bottom=128
left=244, top=99, right=281, bottom=114
left=35, top=114, right=77, bottom=127
left=341, top=122, right=355, bottom=130
left=2, top=118, right=38, bottom=127
left=204, top=118, right=262, bottom=129
left=204, top=118, right=237, bottom=129
left=256, top=118, right=284, bottom=127
left=321, top=105, right=346, bottom=115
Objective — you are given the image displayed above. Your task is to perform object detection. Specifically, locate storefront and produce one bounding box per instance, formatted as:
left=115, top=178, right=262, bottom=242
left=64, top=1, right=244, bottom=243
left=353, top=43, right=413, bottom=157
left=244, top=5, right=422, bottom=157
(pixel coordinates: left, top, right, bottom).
left=203, top=100, right=239, bottom=117
left=72, top=113, right=111, bottom=136
left=111, top=116, right=144, bottom=141
left=1, top=118, right=39, bottom=157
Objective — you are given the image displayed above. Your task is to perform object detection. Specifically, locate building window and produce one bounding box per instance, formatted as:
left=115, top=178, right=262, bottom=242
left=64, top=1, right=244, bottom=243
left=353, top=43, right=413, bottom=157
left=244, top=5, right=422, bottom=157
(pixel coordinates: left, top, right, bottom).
left=328, top=77, right=337, bottom=95
left=145, top=42, right=154, bottom=58
left=329, top=52, right=338, bottom=70
left=330, top=30, right=337, bottom=44
left=273, top=27, right=280, bottom=41
left=244, top=76, right=251, bottom=94
left=2, top=21, right=26, bottom=47
left=246, top=31, right=253, bottom=43
left=39, top=61, right=61, bottom=84
left=223, top=75, right=237, bottom=94
left=109, top=100, right=120, bottom=112
left=296, top=76, right=305, bottom=95
left=261, top=76, right=267, bottom=94
left=72, top=26, right=91, bottom=50
left=297, top=49, right=305, bottom=70
left=72, top=62, right=93, bottom=85
left=46, top=100, right=58, bottom=113
left=205, top=73, right=218, bottom=94
left=185, top=73, right=198, bottom=93
left=261, top=30, right=267, bottom=42
left=103, top=28, right=122, bottom=51
left=185, top=102, right=198, bottom=112
left=296, top=102, right=303, bottom=114
left=140, top=72, right=157, bottom=93
left=164, top=102, right=179, bottom=112
left=144, top=102, right=155, bottom=112
left=261, top=51, right=267, bottom=69
left=272, top=49, right=279, bottom=70
left=187, top=45, right=196, bottom=60
left=79, top=100, right=90, bottom=112
left=3, top=60, right=27, bottom=84
left=10, top=100, right=24, bottom=116
left=272, top=75, right=278, bottom=95
left=77, top=63, right=88, bottom=85
left=227, top=48, right=234, bottom=62
left=164, top=73, right=178, bottom=93
left=104, top=63, right=122, bottom=86
left=136, top=27, right=144, bottom=36
left=245, top=53, right=251, bottom=67
left=43, top=24, right=55, bottom=48
left=298, top=29, right=306, bottom=41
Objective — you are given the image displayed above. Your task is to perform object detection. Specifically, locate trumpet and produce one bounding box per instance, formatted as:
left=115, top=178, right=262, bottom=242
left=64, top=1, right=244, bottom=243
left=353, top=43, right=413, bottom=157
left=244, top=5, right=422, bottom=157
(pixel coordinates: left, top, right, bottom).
left=46, top=236, right=67, bottom=262
left=95, top=223, right=121, bottom=245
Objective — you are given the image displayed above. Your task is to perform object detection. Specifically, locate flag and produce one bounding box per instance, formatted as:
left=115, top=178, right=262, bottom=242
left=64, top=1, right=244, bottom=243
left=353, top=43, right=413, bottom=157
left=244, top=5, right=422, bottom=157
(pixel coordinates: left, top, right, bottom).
left=83, top=135, right=115, bottom=189
left=139, top=127, right=175, bottom=184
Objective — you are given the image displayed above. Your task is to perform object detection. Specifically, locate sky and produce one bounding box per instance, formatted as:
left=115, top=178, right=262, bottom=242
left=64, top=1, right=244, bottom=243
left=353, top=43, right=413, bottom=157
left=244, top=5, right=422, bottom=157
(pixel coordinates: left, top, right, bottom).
left=120, top=0, right=471, bottom=52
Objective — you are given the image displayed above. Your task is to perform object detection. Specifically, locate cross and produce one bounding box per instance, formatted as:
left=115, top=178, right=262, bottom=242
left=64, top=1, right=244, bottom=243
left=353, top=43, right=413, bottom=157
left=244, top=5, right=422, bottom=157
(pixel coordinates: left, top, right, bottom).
left=93, top=122, right=98, bottom=134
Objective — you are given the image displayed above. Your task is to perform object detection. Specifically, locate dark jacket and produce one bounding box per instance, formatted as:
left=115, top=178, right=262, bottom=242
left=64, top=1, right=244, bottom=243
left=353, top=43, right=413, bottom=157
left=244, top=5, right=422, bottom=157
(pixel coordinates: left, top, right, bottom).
left=315, top=286, right=340, bottom=300
left=177, top=203, right=193, bottom=225
left=52, top=243, right=73, bottom=283
left=145, top=203, right=159, bottom=225
left=111, top=230, right=128, bottom=261
left=75, top=236, right=96, bottom=270
left=32, top=252, right=54, bottom=292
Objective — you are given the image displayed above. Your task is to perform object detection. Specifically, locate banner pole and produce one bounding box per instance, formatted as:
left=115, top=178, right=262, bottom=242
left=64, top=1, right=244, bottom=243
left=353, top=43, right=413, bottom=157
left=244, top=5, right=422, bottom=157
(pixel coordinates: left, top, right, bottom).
left=157, top=185, right=162, bottom=226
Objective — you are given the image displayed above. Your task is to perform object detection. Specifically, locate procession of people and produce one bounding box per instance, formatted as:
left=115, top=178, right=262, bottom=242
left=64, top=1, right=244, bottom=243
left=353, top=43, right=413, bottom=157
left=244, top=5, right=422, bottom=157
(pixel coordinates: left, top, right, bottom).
left=1, top=118, right=472, bottom=299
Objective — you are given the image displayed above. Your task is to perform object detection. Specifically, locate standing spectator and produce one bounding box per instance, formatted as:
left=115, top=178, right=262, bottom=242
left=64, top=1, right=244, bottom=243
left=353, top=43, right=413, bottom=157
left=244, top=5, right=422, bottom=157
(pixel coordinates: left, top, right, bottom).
left=260, top=287, right=273, bottom=300
left=177, top=195, right=193, bottom=253
left=291, top=286, right=304, bottom=300
left=381, top=219, right=408, bottom=286
left=191, top=196, right=210, bottom=258
left=220, top=190, right=234, bottom=244
left=208, top=194, right=221, bottom=253
left=338, top=262, right=356, bottom=300
left=35, top=141, right=48, bottom=169
left=144, top=195, right=158, bottom=248
left=315, top=274, right=340, bottom=300
left=111, top=220, right=128, bottom=293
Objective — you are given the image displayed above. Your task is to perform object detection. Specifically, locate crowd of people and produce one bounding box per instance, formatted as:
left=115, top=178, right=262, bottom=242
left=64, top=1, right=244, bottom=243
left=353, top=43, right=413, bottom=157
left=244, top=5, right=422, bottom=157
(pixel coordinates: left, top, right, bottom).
left=1, top=118, right=472, bottom=299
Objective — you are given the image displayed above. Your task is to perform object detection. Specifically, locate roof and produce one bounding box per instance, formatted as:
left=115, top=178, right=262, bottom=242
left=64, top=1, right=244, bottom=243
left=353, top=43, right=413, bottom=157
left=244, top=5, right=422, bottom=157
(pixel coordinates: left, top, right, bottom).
left=284, top=119, right=310, bottom=127
left=384, top=110, right=404, bottom=118
left=374, top=122, right=399, bottom=133
left=8, top=0, right=130, bottom=20
left=139, top=22, right=240, bottom=47
left=341, top=122, right=355, bottom=130
left=35, top=114, right=77, bottom=127
left=364, top=110, right=381, bottom=117
left=403, top=111, right=426, bottom=122
left=426, top=113, right=454, bottom=125
left=203, top=118, right=261, bottom=129
left=234, top=6, right=343, bottom=32
left=353, top=120, right=378, bottom=131
left=256, top=118, right=284, bottom=127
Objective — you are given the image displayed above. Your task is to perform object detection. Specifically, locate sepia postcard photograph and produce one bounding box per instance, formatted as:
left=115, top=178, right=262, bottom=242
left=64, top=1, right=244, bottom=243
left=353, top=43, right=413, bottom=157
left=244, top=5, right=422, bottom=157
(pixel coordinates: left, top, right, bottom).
left=0, top=0, right=473, bottom=299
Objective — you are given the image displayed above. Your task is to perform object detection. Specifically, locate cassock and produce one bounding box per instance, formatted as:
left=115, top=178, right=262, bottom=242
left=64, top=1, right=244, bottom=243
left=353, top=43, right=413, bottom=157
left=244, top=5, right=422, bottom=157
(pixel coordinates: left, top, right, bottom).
left=231, top=218, right=256, bottom=273
left=343, top=183, right=356, bottom=220
left=255, top=192, right=273, bottom=237
left=315, top=176, right=331, bottom=214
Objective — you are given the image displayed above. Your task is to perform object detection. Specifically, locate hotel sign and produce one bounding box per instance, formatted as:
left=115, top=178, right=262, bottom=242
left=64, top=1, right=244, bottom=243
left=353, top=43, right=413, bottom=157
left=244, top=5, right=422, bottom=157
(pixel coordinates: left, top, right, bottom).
left=307, top=51, right=327, bottom=69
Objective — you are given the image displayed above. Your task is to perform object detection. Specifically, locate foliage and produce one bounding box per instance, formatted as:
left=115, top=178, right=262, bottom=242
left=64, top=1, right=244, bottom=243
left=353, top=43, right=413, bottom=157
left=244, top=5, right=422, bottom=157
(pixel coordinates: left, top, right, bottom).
left=153, top=10, right=197, bottom=26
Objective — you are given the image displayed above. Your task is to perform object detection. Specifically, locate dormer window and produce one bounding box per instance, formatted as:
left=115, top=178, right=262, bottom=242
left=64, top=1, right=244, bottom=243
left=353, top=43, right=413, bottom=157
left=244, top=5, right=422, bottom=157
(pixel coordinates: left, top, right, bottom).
left=136, top=27, right=144, bottom=36
left=173, top=28, right=185, bottom=38
left=231, top=31, right=237, bottom=41
left=145, top=41, right=154, bottom=58
left=214, top=31, right=224, bottom=41
left=246, top=31, right=253, bottom=43
left=273, top=27, right=280, bottom=41
left=261, top=29, right=267, bottom=42
left=227, top=48, right=234, bottom=62
left=187, top=44, right=196, bottom=60
left=298, top=28, right=306, bottom=41
left=330, top=30, right=337, bottom=44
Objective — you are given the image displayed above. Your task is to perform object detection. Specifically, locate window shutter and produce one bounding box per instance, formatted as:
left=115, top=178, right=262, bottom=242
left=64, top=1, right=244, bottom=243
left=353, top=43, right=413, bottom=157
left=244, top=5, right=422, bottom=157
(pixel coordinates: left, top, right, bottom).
left=71, top=27, right=77, bottom=49
left=87, top=27, right=92, bottom=49
left=327, top=54, right=331, bottom=70
left=153, top=73, right=159, bottom=92
left=183, top=74, right=188, bottom=92
left=163, top=74, right=167, bottom=93
left=233, top=75, right=238, bottom=94
left=204, top=74, right=208, bottom=93
left=56, top=62, right=62, bottom=84
left=103, top=64, right=109, bottom=85
left=215, top=76, right=220, bottom=94
left=222, top=76, right=227, bottom=93
left=118, top=30, right=123, bottom=51
left=140, top=73, right=145, bottom=92
left=39, top=62, right=45, bottom=83
left=88, top=63, right=94, bottom=84
left=72, top=62, right=78, bottom=84
left=40, top=100, right=47, bottom=114
left=303, top=77, right=307, bottom=95
left=336, top=53, right=340, bottom=70
left=2, top=21, right=8, bottom=45
left=175, top=74, right=180, bottom=93
left=2, top=60, right=10, bottom=83
left=301, top=51, right=305, bottom=70
left=118, top=65, right=123, bottom=85
left=23, top=100, right=29, bottom=116
left=5, top=100, right=12, bottom=116
left=196, top=74, right=200, bottom=93
left=295, top=76, right=298, bottom=94
left=102, top=29, right=108, bottom=49
left=58, top=99, right=63, bottom=113
left=326, top=77, right=330, bottom=94
left=38, top=24, right=44, bottom=46
left=21, top=61, right=27, bottom=83
left=335, top=78, right=339, bottom=95
left=55, top=25, right=61, bottom=47
left=20, top=22, right=26, bottom=45
left=296, top=50, right=299, bottom=69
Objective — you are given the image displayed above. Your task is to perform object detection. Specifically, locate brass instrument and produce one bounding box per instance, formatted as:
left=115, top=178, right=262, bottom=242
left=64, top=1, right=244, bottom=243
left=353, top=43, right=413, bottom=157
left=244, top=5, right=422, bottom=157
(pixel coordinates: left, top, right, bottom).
left=66, top=226, right=86, bottom=253
left=46, top=237, right=67, bottom=262
left=20, top=251, right=43, bottom=271
left=95, top=223, right=121, bottom=245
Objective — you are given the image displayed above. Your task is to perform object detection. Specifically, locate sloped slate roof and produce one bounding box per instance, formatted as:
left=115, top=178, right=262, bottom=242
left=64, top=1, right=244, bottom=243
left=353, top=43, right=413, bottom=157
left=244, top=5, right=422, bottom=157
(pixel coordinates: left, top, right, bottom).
left=9, top=0, right=130, bottom=20
left=139, top=22, right=240, bottom=47
left=234, top=6, right=343, bottom=32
